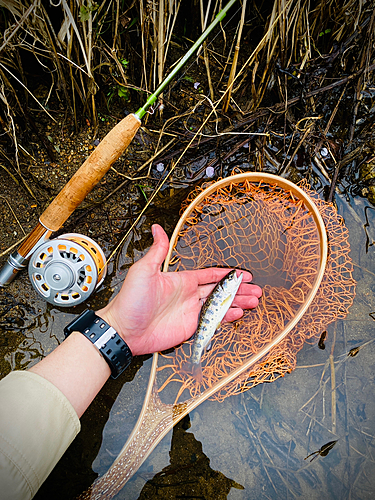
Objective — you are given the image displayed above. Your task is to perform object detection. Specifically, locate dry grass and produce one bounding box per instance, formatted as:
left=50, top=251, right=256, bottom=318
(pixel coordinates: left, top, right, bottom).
left=0, top=0, right=373, bottom=116
left=0, top=0, right=374, bottom=194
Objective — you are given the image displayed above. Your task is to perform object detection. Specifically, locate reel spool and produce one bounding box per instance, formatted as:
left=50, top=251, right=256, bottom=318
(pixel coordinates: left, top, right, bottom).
left=28, top=233, right=106, bottom=306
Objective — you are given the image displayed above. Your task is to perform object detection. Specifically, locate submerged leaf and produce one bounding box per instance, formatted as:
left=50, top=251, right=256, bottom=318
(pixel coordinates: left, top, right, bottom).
left=348, top=347, right=360, bottom=357
left=318, top=330, right=327, bottom=349
left=304, top=440, right=338, bottom=462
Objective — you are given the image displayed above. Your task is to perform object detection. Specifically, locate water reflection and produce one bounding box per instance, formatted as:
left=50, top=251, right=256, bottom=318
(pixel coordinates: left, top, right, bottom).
left=0, top=290, right=59, bottom=374
left=137, top=415, right=244, bottom=499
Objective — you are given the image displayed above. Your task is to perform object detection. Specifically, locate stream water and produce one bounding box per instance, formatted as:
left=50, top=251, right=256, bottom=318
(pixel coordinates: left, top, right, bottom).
left=90, top=188, right=375, bottom=500
left=1, top=175, right=375, bottom=500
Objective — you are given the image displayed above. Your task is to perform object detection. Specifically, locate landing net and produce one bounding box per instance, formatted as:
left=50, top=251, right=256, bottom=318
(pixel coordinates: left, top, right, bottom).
left=79, top=172, right=356, bottom=499
left=157, top=174, right=355, bottom=402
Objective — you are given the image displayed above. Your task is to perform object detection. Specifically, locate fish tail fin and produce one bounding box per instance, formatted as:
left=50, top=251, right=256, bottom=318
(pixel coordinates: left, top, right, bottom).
left=192, top=363, right=203, bottom=384
left=180, top=360, right=193, bottom=376
left=181, top=361, right=203, bottom=384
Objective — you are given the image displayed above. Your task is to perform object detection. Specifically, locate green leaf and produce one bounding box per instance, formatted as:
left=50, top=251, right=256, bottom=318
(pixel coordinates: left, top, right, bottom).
left=117, top=87, right=129, bottom=99
left=135, top=184, right=148, bottom=202
left=79, top=2, right=98, bottom=21
left=319, top=28, right=331, bottom=37
left=79, top=6, right=89, bottom=22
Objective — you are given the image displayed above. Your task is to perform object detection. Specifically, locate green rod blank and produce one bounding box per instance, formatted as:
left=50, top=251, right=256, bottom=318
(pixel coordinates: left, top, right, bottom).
left=134, top=0, right=237, bottom=120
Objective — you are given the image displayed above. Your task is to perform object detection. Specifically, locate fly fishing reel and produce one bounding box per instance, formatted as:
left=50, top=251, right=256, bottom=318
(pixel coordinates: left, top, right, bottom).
left=28, top=233, right=106, bottom=306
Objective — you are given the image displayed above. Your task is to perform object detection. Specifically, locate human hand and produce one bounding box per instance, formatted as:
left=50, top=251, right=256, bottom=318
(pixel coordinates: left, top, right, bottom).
left=97, top=224, right=262, bottom=356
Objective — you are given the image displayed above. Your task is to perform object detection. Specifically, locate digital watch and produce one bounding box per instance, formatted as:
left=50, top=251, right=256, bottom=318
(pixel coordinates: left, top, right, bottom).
left=64, top=309, right=133, bottom=379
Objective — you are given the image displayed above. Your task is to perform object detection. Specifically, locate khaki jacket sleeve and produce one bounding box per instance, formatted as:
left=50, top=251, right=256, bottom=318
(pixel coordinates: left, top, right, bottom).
left=0, top=370, right=81, bottom=500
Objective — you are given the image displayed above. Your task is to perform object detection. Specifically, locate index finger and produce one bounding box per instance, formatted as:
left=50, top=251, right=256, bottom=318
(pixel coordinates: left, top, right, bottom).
left=190, top=267, right=254, bottom=285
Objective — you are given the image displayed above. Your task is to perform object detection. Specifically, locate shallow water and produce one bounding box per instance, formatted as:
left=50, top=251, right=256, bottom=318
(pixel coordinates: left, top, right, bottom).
left=94, top=189, right=375, bottom=500
left=1, top=183, right=375, bottom=500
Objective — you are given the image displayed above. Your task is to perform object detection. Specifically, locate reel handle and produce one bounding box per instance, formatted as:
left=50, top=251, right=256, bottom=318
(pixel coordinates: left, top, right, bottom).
left=40, top=113, right=141, bottom=231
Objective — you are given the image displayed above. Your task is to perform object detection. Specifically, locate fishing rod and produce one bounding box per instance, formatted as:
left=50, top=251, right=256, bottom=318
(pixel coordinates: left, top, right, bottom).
left=0, top=0, right=237, bottom=304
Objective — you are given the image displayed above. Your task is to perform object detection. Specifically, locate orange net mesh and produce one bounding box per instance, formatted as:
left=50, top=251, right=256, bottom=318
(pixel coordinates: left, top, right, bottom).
left=157, top=176, right=356, bottom=403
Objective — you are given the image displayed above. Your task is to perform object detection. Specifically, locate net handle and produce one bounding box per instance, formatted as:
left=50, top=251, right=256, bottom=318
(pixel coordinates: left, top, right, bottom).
left=161, top=172, right=328, bottom=404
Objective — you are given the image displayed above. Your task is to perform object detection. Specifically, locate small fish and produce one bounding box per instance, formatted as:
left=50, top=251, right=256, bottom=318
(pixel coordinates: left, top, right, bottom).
left=183, top=270, right=243, bottom=383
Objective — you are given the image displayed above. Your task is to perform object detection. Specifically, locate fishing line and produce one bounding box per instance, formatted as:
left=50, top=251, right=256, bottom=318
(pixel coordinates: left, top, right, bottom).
left=184, top=94, right=269, bottom=137
left=0, top=0, right=289, bottom=295
left=107, top=1, right=292, bottom=264
left=0, top=63, right=56, bottom=121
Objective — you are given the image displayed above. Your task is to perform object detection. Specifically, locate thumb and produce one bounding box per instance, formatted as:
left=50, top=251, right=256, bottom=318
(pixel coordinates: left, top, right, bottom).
left=142, top=224, right=170, bottom=271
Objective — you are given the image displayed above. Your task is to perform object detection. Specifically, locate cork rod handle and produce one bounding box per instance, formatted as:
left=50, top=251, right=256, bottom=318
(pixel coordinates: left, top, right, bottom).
left=40, top=113, right=141, bottom=231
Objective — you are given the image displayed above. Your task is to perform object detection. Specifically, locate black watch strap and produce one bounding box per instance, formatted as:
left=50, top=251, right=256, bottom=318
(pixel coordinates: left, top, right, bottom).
left=64, top=309, right=133, bottom=379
